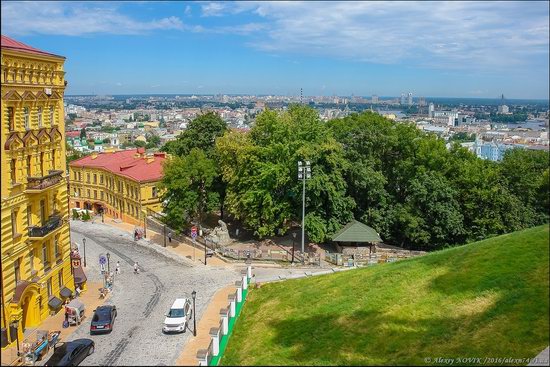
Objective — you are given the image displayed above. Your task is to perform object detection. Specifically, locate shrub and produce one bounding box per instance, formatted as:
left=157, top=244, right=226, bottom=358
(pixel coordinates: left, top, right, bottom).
left=81, top=210, right=91, bottom=221
left=72, top=209, right=80, bottom=220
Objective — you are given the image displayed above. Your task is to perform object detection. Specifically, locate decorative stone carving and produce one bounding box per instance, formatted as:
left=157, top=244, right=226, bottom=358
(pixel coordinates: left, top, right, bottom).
left=206, top=219, right=232, bottom=247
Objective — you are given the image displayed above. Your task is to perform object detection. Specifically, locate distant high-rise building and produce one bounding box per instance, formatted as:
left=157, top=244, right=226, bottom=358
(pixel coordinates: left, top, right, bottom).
left=407, top=92, right=413, bottom=106
left=428, top=103, right=435, bottom=118
left=498, top=105, right=509, bottom=114
left=372, top=95, right=379, bottom=104
left=419, top=97, right=426, bottom=107
left=400, top=93, right=406, bottom=105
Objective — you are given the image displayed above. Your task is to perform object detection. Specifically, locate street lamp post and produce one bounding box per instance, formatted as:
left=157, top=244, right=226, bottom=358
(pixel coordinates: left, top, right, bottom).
left=106, top=252, right=110, bottom=273
left=163, top=224, right=167, bottom=248
left=191, top=290, right=197, bottom=337
left=292, top=232, right=296, bottom=264
left=297, top=160, right=311, bottom=264
left=82, top=238, right=87, bottom=267
left=10, top=321, right=19, bottom=357
left=204, top=239, right=207, bottom=266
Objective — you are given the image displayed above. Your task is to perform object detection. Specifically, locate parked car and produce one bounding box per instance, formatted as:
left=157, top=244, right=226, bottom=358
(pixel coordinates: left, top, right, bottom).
left=163, top=298, right=192, bottom=334
left=44, top=339, right=94, bottom=366
left=90, top=305, right=117, bottom=334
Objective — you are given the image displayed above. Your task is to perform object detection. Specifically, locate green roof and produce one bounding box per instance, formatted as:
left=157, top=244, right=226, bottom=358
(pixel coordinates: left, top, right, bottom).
left=331, top=220, right=382, bottom=243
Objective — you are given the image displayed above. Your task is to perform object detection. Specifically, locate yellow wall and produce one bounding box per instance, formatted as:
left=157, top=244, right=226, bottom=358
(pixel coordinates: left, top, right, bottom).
left=1, top=46, right=75, bottom=348
left=68, top=164, right=163, bottom=226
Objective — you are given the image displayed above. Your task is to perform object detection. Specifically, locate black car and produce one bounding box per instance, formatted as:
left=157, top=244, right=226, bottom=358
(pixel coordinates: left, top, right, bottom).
left=44, top=339, right=94, bottom=366
left=90, top=305, right=117, bottom=334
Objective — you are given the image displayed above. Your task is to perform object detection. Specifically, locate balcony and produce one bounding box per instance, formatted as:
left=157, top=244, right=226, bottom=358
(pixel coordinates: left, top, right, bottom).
left=26, top=170, right=64, bottom=193
left=28, top=214, right=63, bottom=239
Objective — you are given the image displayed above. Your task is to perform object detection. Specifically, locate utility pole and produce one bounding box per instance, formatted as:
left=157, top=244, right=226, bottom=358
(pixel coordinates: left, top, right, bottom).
left=297, top=160, right=311, bottom=264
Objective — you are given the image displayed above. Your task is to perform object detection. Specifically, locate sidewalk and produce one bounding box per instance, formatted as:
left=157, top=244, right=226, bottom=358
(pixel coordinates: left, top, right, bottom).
left=0, top=281, right=108, bottom=366
left=99, top=215, right=228, bottom=267
left=175, top=285, right=236, bottom=366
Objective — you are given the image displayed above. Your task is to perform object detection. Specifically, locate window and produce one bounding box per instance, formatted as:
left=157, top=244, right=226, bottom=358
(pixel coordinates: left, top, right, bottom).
left=50, top=106, right=55, bottom=125
left=78, top=172, right=82, bottom=181
left=52, top=193, right=58, bottom=212
left=74, top=188, right=78, bottom=197
left=87, top=173, right=90, bottom=183
left=73, top=171, right=77, bottom=180
left=78, top=188, right=81, bottom=197
left=52, top=149, right=56, bottom=170
left=101, top=191, right=104, bottom=200
left=54, top=237, right=60, bottom=258
left=40, top=152, right=44, bottom=176
left=93, top=174, right=97, bottom=184
left=24, top=107, right=30, bottom=129
left=58, top=271, right=63, bottom=288
left=87, top=189, right=90, bottom=198
left=42, top=243, right=49, bottom=266
left=135, top=188, right=139, bottom=199
left=7, top=107, right=15, bottom=131
left=37, top=107, right=43, bottom=127
left=11, top=210, right=18, bottom=236
left=10, top=158, right=17, bottom=184
left=14, top=258, right=20, bottom=282
left=27, top=155, right=32, bottom=177
left=100, top=175, right=104, bottom=184
left=47, top=278, right=52, bottom=297
left=94, top=190, right=97, bottom=199
left=152, top=187, right=158, bottom=198
left=40, top=199, right=46, bottom=225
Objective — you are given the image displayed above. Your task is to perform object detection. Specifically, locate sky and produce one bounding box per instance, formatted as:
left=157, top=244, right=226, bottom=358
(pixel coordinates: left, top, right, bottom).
left=1, top=1, right=549, bottom=99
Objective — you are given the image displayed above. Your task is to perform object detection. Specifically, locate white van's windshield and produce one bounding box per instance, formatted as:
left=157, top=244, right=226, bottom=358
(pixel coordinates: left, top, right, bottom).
left=168, top=308, right=185, bottom=318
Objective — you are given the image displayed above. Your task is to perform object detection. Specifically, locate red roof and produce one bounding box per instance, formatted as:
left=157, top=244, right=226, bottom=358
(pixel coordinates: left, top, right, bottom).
left=69, top=149, right=166, bottom=183
left=1, top=35, right=64, bottom=59
left=66, top=131, right=80, bottom=138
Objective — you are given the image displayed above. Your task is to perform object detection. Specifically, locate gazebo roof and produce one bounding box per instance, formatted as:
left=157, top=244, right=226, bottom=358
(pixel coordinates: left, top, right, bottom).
left=331, top=220, right=382, bottom=243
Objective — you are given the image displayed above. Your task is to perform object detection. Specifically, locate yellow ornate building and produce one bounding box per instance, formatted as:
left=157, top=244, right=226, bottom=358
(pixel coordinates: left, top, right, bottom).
left=69, top=148, right=166, bottom=225
left=1, top=36, right=74, bottom=349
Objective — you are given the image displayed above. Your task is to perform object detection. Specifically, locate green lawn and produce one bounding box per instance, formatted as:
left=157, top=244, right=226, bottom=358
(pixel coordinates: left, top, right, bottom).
left=222, top=225, right=549, bottom=366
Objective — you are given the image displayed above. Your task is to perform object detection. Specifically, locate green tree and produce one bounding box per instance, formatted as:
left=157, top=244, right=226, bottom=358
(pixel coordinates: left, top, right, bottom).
left=160, top=148, right=219, bottom=230
left=80, top=128, right=86, bottom=139
left=134, top=140, right=146, bottom=148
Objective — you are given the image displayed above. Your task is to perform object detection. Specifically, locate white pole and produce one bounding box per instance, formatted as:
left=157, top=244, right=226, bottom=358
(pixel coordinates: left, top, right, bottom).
left=301, top=172, right=305, bottom=263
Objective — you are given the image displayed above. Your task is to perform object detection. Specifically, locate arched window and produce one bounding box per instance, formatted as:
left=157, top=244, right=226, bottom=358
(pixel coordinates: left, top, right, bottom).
left=50, top=106, right=55, bottom=125
left=38, top=107, right=43, bottom=127
left=24, top=107, right=30, bottom=129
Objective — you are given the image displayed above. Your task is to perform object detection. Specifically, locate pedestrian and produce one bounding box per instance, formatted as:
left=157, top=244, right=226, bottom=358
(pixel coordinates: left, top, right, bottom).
left=115, top=261, right=120, bottom=275
left=134, top=262, right=139, bottom=274
left=168, top=231, right=172, bottom=243
left=134, top=229, right=138, bottom=241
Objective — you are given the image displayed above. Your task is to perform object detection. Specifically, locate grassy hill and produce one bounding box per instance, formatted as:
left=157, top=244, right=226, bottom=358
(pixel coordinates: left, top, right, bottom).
left=222, top=225, right=549, bottom=366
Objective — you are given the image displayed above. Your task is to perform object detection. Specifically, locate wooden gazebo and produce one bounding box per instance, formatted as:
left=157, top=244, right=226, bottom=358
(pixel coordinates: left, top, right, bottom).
left=331, top=220, right=382, bottom=255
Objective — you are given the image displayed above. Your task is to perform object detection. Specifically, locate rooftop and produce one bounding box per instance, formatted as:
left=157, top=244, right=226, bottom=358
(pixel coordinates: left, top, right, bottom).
left=1, top=35, right=65, bottom=59
left=69, top=148, right=166, bottom=183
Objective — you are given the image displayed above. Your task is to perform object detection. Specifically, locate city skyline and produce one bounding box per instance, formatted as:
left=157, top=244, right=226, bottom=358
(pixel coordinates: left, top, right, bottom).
left=1, top=1, right=549, bottom=99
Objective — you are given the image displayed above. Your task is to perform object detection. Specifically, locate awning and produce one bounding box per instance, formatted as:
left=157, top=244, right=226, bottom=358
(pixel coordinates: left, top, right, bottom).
left=60, top=287, right=73, bottom=298
left=73, top=267, right=87, bottom=284
left=48, top=296, right=63, bottom=309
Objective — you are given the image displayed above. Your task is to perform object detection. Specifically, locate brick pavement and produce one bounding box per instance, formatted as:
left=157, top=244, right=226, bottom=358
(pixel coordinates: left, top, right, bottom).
left=175, top=285, right=236, bottom=366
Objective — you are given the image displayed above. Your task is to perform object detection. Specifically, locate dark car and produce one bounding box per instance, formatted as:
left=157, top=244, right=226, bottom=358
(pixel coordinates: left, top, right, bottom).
left=90, top=305, right=117, bottom=334
left=44, top=339, right=94, bottom=366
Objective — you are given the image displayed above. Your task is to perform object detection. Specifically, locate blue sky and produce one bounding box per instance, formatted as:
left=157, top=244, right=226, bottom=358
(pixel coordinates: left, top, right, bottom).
left=2, top=1, right=549, bottom=99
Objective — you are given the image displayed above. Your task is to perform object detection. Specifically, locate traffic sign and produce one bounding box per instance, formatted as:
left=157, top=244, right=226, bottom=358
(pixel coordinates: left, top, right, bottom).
left=191, top=226, right=197, bottom=238
left=99, top=254, right=107, bottom=265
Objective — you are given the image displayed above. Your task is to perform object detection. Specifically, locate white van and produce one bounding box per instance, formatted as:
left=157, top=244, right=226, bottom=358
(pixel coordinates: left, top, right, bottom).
left=162, top=298, right=192, bottom=334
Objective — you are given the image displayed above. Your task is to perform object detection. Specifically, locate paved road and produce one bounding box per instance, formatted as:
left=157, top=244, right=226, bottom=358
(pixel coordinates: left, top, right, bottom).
left=40, top=221, right=239, bottom=366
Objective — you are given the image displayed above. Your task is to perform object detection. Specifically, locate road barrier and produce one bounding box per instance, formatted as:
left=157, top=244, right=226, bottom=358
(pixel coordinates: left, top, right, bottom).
left=196, top=263, right=252, bottom=366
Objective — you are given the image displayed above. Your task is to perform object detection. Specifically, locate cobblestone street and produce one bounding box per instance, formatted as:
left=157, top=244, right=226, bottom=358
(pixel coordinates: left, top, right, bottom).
left=37, top=220, right=239, bottom=366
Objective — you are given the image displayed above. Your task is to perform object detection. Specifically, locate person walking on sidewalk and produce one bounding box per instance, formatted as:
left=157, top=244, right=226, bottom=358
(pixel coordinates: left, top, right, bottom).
left=168, top=231, right=172, bottom=243
left=134, top=262, right=139, bottom=274
left=115, top=261, right=120, bottom=275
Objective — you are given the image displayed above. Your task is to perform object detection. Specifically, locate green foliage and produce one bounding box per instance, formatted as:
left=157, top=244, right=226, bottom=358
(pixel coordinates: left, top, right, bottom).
left=490, top=113, right=528, bottom=123
left=102, top=138, right=110, bottom=144
left=68, top=113, right=77, bottom=121
left=72, top=209, right=80, bottom=220
left=449, top=132, right=476, bottom=143
left=162, top=111, right=228, bottom=157
left=145, top=134, right=161, bottom=149
left=222, top=225, right=550, bottom=366
left=160, top=148, right=220, bottom=229
left=79, top=128, right=86, bottom=139
left=81, top=210, right=91, bottom=221
left=133, top=140, right=146, bottom=148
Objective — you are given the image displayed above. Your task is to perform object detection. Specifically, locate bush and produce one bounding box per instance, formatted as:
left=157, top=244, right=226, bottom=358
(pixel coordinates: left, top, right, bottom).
left=72, top=209, right=80, bottom=220
left=81, top=210, right=91, bottom=221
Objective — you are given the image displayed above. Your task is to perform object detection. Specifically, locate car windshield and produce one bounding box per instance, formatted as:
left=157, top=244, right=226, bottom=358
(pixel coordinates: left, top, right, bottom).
left=93, top=309, right=111, bottom=322
left=168, top=308, right=184, bottom=318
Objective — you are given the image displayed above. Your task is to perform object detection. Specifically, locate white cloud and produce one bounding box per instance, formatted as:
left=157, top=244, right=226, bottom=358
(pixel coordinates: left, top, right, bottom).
left=226, top=1, right=549, bottom=72
left=1, top=1, right=185, bottom=36
left=184, top=5, right=192, bottom=16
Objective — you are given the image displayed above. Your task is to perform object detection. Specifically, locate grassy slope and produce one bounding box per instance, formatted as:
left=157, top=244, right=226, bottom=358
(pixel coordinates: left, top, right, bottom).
left=222, top=225, right=549, bottom=366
